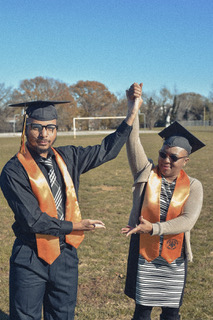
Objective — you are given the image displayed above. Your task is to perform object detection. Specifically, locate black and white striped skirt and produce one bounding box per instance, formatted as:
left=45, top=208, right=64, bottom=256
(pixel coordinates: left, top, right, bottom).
left=136, top=254, right=186, bottom=308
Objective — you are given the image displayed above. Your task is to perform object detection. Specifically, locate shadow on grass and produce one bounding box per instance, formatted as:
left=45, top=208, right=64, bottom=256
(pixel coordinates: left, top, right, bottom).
left=0, top=310, right=9, bottom=319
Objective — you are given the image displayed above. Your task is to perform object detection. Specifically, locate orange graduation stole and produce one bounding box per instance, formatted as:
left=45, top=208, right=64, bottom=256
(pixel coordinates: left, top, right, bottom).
left=139, top=167, right=190, bottom=263
left=17, top=146, right=84, bottom=264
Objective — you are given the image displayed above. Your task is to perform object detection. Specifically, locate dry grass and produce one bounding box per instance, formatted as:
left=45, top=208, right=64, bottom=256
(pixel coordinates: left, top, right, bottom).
left=0, top=128, right=212, bottom=319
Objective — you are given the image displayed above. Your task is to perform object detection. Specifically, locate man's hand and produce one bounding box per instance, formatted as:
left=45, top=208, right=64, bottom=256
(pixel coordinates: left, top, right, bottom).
left=121, top=217, right=153, bottom=237
left=72, top=219, right=106, bottom=231
left=125, top=82, right=143, bottom=126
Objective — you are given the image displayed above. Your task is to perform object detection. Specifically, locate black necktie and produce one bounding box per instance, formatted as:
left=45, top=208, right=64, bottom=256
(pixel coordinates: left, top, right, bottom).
left=40, top=157, right=64, bottom=220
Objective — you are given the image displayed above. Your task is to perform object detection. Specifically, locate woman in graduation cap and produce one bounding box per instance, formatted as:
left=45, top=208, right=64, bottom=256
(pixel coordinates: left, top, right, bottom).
left=121, top=83, right=205, bottom=320
left=0, top=95, right=142, bottom=320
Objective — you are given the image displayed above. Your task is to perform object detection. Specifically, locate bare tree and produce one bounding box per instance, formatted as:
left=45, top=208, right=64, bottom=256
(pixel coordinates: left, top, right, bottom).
left=143, top=94, right=160, bottom=129
left=0, top=83, right=14, bottom=132
left=171, top=93, right=207, bottom=121
left=158, top=87, right=174, bottom=126
left=0, top=83, right=13, bottom=109
left=208, top=85, right=213, bottom=123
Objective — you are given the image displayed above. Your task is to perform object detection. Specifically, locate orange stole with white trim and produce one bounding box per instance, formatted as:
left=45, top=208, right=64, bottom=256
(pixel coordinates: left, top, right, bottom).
left=139, top=167, right=190, bottom=263
left=17, top=147, right=84, bottom=264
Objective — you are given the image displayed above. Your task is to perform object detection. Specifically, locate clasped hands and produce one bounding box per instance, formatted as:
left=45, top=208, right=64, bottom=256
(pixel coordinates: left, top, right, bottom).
left=125, top=82, right=143, bottom=126
left=126, top=82, right=143, bottom=102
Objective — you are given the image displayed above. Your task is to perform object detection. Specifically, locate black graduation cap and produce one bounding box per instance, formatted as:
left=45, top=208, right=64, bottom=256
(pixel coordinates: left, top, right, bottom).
left=9, top=100, right=70, bottom=154
left=9, top=100, right=70, bottom=121
left=158, top=121, right=205, bottom=154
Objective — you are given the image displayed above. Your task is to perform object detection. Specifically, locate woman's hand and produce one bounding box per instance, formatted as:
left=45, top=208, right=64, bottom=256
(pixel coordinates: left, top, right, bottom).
left=121, top=225, right=134, bottom=234
left=121, top=217, right=153, bottom=237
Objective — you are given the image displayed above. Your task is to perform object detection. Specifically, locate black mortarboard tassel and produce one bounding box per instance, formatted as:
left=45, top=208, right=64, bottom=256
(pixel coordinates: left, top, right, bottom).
left=158, top=121, right=205, bottom=154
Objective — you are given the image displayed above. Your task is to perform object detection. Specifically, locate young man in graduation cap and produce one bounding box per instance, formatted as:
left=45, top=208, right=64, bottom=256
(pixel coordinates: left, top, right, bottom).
left=121, top=83, right=205, bottom=320
left=0, top=84, right=142, bottom=320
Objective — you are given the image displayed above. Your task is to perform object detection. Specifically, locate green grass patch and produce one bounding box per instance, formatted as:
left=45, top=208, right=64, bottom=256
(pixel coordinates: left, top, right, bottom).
left=0, top=129, right=212, bottom=319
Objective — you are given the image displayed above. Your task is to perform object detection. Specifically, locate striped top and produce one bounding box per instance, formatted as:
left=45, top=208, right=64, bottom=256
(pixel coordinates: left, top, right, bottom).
left=159, top=177, right=175, bottom=252
left=136, top=177, right=185, bottom=307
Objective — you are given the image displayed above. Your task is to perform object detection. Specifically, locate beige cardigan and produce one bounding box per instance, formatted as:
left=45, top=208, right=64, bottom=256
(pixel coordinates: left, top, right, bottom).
left=126, top=114, right=203, bottom=262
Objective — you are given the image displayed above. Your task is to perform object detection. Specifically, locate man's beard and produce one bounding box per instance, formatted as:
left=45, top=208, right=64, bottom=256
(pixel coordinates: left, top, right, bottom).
left=37, top=136, right=57, bottom=154
left=36, top=145, right=51, bottom=154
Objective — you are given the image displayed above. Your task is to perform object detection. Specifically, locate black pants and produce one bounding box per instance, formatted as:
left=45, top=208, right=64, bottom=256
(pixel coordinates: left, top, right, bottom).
left=10, top=239, right=78, bottom=320
left=132, top=304, right=180, bottom=320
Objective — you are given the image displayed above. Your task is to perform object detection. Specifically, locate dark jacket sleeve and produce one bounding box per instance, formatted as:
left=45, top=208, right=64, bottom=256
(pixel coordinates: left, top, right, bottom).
left=57, top=120, right=132, bottom=176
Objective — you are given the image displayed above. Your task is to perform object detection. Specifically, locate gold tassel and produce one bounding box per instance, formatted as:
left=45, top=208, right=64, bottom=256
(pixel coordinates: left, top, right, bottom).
left=19, top=111, right=27, bottom=154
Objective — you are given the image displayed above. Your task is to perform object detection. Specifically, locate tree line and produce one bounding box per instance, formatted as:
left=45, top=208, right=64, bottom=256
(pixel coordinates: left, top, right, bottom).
left=0, top=77, right=212, bottom=133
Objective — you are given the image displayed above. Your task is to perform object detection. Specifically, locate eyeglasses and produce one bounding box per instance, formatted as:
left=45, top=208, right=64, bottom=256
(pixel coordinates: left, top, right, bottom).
left=27, top=123, right=58, bottom=134
left=159, top=150, right=188, bottom=162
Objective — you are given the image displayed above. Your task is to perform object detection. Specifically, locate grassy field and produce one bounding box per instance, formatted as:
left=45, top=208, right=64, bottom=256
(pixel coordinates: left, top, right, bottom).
left=0, top=128, right=213, bottom=320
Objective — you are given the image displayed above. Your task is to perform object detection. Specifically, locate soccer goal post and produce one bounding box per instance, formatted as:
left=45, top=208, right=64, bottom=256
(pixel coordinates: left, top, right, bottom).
left=73, top=116, right=126, bottom=138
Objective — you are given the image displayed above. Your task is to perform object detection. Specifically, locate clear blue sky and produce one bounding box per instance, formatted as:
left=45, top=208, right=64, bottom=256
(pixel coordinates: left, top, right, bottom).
left=1, top=0, right=212, bottom=98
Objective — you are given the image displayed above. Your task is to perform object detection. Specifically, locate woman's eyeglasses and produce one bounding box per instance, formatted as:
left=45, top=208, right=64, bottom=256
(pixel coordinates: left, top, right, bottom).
left=27, top=123, right=58, bottom=134
left=159, top=150, right=188, bottom=162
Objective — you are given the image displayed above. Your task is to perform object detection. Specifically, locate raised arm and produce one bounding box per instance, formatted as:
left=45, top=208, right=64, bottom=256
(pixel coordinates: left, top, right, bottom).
left=125, top=83, right=151, bottom=179
left=121, top=84, right=153, bottom=232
